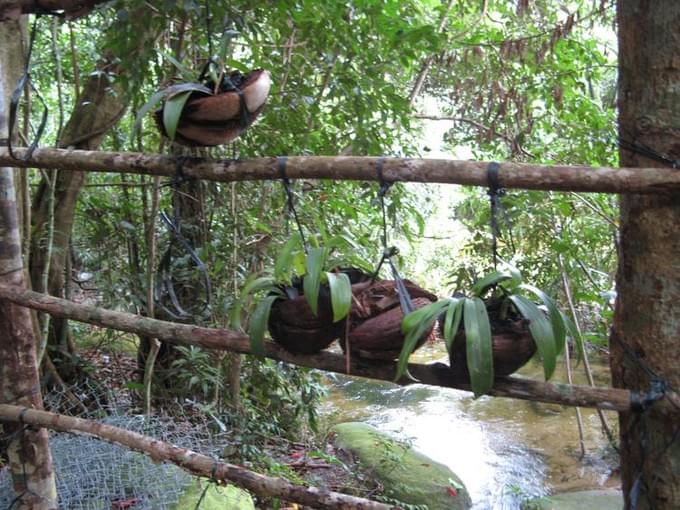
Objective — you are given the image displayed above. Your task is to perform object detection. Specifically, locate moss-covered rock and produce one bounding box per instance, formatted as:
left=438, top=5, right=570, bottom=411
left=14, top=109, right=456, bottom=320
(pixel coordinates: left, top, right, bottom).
left=332, top=422, right=471, bottom=510
left=522, top=489, right=622, bottom=510
left=172, top=478, right=255, bottom=510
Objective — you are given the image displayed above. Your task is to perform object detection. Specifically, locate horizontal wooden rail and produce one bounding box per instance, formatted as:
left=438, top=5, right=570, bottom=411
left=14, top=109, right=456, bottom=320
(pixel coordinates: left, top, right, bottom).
left=2, top=147, right=680, bottom=194
left=0, top=404, right=395, bottom=510
left=0, top=284, right=636, bottom=411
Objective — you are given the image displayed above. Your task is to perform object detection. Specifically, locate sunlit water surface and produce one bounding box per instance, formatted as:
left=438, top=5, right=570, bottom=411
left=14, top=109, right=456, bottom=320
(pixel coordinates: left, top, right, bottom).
left=322, top=343, right=619, bottom=509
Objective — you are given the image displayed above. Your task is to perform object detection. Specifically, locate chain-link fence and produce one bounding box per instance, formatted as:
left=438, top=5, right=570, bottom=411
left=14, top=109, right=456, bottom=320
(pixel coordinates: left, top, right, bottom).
left=0, top=381, right=229, bottom=509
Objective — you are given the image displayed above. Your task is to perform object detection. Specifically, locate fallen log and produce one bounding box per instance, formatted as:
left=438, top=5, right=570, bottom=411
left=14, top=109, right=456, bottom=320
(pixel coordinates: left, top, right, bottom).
left=3, top=147, right=680, bottom=194
left=0, top=284, right=640, bottom=411
left=0, top=404, right=396, bottom=510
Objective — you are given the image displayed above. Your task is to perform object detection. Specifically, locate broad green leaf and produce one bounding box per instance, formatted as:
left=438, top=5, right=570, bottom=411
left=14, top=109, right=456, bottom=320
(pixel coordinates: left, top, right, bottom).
left=159, top=51, right=195, bottom=82
left=163, top=90, right=192, bottom=141
left=303, top=247, right=328, bottom=316
left=443, top=298, right=463, bottom=350
left=326, top=272, right=351, bottom=322
left=401, top=301, right=443, bottom=334
left=508, top=295, right=557, bottom=380
left=464, top=297, right=494, bottom=398
left=395, top=310, right=439, bottom=382
left=229, top=275, right=275, bottom=329
left=274, top=234, right=302, bottom=283
left=132, top=82, right=211, bottom=142
left=520, top=284, right=566, bottom=355
left=248, top=295, right=279, bottom=356
left=471, top=271, right=513, bottom=297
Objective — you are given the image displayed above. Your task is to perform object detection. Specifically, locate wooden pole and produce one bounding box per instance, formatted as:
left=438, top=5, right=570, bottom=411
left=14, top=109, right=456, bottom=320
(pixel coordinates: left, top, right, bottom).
left=0, top=404, right=396, bottom=510
left=0, top=284, right=643, bottom=412
left=2, top=147, right=680, bottom=194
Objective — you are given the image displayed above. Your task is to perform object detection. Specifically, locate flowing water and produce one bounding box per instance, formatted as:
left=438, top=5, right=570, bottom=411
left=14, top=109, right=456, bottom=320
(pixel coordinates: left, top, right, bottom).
left=322, top=343, right=619, bottom=509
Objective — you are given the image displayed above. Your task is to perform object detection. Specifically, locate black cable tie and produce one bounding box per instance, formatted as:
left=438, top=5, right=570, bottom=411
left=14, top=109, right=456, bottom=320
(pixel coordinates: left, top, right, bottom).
left=376, top=157, right=391, bottom=198
left=630, top=379, right=667, bottom=413
left=278, top=156, right=289, bottom=183
left=18, top=407, right=30, bottom=425
left=486, top=161, right=505, bottom=196
left=210, top=460, right=220, bottom=482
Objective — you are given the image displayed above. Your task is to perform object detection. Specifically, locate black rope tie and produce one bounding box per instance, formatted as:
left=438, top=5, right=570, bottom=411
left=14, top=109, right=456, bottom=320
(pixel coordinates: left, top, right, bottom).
left=278, top=156, right=307, bottom=252
left=630, top=380, right=667, bottom=413
left=154, top=157, right=212, bottom=320
left=486, top=162, right=503, bottom=270
left=371, top=157, right=413, bottom=314
left=618, top=133, right=680, bottom=169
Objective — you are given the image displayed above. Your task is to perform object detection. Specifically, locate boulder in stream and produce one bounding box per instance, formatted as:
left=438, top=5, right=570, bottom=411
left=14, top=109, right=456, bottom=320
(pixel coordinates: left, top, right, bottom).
left=522, top=488, right=622, bottom=510
left=332, top=422, right=472, bottom=510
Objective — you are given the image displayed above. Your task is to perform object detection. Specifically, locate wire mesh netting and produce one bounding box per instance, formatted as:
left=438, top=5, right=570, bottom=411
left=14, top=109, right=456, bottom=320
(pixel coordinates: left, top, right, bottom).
left=0, top=381, right=231, bottom=509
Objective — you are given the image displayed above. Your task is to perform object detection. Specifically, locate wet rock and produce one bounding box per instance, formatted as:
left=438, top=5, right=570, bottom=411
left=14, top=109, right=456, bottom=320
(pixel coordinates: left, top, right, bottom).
left=172, top=478, right=255, bottom=510
left=332, top=422, right=472, bottom=510
left=522, top=488, right=622, bottom=510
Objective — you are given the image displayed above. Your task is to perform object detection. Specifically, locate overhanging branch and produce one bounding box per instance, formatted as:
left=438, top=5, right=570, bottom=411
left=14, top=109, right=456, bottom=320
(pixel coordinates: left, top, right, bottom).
left=2, top=147, right=679, bottom=194
left=0, top=284, right=635, bottom=411
left=0, top=404, right=395, bottom=510
left=0, top=0, right=107, bottom=20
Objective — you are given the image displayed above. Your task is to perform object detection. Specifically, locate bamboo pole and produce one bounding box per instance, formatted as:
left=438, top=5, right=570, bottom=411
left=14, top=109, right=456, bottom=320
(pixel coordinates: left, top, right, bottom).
left=0, top=284, right=639, bottom=411
left=2, top=147, right=680, bottom=194
left=0, top=404, right=396, bottom=510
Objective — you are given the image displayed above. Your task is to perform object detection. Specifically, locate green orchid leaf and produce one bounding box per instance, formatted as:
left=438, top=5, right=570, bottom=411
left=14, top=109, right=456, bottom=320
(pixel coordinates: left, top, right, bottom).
left=508, top=294, right=557, bottom=380
left=163, top=90, right=193, bottom=141
left=229, top=275, right=277, bottom=330
left=248, top=295, right=280, bottom=356
left=326, top=272, right=352, bottom=322
left=520, top=284, right=566, bottom=355
left=274, top=234, right=302, bottom=283
left=132, top=82, right=212, bottom=142
left=159, top=51, right=195, bottom=82
left=561, top=310, right=585, bottom=365
left=443, top=298, right=463, bottom=350
left=471, top=271, right=513, bottom=297
left=303, top=247, right=328, bottom=316
left=395, top=310, right=439, bottom=382
left=401, top=300, right=448, bottom=334
left=464, top=297, right=494, bottom=398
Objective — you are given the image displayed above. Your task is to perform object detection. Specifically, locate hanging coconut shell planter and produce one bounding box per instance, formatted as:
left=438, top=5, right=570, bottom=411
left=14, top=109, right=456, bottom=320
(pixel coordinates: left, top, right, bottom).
left=444, top=297, right=537, bottom=380
left=139, top=68, right=271, bottom=147
left=267, top=270, right=371, bottom=355
left=343, top=279, right=438, bottom=360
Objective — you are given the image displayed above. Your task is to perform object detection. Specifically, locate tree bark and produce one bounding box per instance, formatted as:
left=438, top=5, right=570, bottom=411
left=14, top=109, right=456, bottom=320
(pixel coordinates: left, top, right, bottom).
left=29, top=58, right=126, bottom=380
left=0, top=405, right=397, bottom=510
left=3, top=147, right=680, bottom=193
left=0, top=17, right=57, bottom=509
left=0, top=284, right=662, bottom=413
left=614, top=2, right=680, bottom=508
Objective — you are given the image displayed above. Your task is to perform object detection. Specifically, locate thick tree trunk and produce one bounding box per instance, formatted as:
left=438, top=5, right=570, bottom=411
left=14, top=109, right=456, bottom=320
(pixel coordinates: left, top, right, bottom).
left=29, top=58, right=125, bottom=380
left=614, top=2, right=680, bottom=508
left=0, top=17, right=57, bottom=509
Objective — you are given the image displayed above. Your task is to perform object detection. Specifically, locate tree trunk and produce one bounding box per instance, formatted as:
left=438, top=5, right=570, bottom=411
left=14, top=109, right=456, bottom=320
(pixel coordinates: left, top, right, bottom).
left=0, top=17, right=57, bottom=509
left=29, top=57, right=126, bottom=380
left=614, top=2, right=680, bottom=508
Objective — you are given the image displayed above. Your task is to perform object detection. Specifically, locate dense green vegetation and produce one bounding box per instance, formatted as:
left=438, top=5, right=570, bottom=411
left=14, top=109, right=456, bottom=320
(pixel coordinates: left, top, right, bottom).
left=21, top=0, right=617, bottom=464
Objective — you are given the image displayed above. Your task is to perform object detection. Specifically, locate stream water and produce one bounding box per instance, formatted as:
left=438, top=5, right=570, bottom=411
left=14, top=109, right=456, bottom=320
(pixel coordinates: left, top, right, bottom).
left=322, top=343, right=619, bottom=509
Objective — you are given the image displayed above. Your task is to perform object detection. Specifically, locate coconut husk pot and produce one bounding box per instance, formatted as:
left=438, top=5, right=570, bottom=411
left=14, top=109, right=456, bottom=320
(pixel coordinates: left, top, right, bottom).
left=268, top=269, right=371, bottom=355
left=343, top=280, right=438, bottom=360
left=444, top=298, right=537, bottom=380
left=155, top=69, right=271, bottom=147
